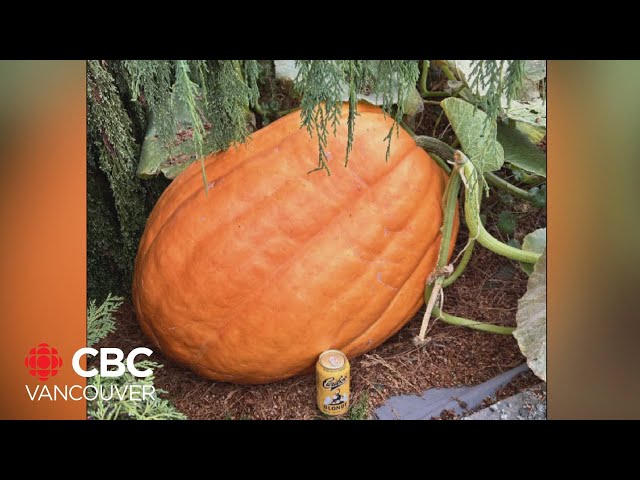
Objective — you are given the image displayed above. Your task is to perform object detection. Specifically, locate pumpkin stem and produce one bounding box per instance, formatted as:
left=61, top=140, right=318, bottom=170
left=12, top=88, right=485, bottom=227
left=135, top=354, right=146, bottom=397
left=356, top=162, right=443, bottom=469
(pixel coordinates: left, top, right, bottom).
left=413, top=135, right=455, bottom=173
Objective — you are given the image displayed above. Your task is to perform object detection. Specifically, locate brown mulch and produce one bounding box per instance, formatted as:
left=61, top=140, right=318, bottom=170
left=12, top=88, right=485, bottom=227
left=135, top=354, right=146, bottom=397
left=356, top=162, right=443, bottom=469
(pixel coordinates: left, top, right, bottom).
left=413, top=102, right=457, bottom=145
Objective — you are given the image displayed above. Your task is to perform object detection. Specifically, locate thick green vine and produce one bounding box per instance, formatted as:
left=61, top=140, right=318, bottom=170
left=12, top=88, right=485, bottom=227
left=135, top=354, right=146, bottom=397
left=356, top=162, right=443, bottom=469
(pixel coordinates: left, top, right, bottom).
left=416, top=152, right=462, bottom=343
left=461, top=158, right=540, bottom=264
left=442, top=239, right=475, bottom=288
left=432, top=306, right=514, bottom=335
left=412, top=133, right=541, bottom=264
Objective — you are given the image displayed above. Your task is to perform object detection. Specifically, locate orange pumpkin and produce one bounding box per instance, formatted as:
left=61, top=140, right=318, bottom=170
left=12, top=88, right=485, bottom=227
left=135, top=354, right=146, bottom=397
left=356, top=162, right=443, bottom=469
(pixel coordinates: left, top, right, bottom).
left=133, top=103, right=458, bottom=384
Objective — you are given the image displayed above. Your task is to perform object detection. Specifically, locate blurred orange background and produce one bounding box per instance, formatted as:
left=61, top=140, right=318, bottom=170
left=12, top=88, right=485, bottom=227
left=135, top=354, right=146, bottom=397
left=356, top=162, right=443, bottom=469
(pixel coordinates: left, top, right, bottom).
left=548, top=61, right=640, bottom=419
left=0, top=61, right=86, bottom=419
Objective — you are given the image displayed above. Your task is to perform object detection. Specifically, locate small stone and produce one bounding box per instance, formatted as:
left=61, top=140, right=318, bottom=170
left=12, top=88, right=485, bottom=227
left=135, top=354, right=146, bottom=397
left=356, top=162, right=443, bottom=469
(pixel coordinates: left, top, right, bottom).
left=519, top=407, right=529, bottom=417
left=537, top=404, right=546, bottom=413
left=500, top=413, right=508, bottom=420
left=516, top=415, right=524, bottom=420
left=490, top=404, right=499, bottom=412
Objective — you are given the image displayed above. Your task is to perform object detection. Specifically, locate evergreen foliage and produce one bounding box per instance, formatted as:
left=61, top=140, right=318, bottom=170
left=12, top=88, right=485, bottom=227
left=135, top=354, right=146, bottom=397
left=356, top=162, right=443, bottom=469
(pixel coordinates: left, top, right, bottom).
left=87, top=293, right=123, bottom=347
left=124, top=60, right=173, bottom=140
left=87, top=167, right=127, bottom=301
left=87, top=60, right=148, bottom=290
left=86, top=295, right=186, bottom=420
left=294, top=60, right=420, bottom=173
left=87, top=360, right=186, bottom=420
left=467, top=60, right=526, bottom=122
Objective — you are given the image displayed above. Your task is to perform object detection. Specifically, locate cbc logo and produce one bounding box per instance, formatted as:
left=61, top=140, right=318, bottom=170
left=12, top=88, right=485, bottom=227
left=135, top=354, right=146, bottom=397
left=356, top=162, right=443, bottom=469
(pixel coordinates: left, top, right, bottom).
left=25, top=343, right=63, bottom=381
left=25, top=343, right=153, bottom=380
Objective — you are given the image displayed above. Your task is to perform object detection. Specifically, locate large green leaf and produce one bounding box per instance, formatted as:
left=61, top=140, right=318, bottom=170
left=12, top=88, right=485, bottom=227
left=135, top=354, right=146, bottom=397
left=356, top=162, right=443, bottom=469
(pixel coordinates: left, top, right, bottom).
left=520, top=228, right=547, bottom=275
left=515, top=121, right=546, bottom=145
left=497, top=121, right=546, bottom=177
left=441, top=97, right=504, bottom=174
left=514, top=249, right=546, bottom=381
left=504, top=99, right=546, bottom=127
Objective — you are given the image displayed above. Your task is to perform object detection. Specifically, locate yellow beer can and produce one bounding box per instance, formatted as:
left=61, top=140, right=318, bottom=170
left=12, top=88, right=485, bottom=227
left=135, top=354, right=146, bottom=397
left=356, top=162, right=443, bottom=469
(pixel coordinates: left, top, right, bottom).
left=316, top=349, right=350, bottom=416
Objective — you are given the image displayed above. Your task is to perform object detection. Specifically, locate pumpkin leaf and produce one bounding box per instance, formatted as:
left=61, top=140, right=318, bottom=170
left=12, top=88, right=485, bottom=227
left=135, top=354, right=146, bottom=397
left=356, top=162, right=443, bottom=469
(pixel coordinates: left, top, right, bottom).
left=503, top=99, right=546, bottom=128
left=524, top=60, right=547, bottom=83
left=515, top=121, right=546, bottom=145
left=529, top=185, right=547, bottom=209
left=513, top=249, right=547, bottom=381
left=497, top=120, right=546, bottom=177
left=441, top=97, right=504, bottom=174
left=507, top=238, right=521, bottom=249
left=519, top=228, right=546, bottom=275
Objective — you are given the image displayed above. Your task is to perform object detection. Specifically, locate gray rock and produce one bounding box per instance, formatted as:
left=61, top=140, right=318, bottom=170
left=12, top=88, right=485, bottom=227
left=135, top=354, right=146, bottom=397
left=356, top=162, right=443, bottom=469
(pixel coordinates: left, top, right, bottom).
left=464, top=384, right=547, bottom=420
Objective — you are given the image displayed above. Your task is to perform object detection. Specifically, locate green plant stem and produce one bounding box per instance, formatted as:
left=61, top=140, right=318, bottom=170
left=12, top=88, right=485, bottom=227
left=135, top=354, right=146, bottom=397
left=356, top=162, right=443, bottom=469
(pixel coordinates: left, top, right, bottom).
left=430, top=154, right=452, bottom=174
left=432, top=110, right=445, bottom=137
left=461, top=157, right=541, bottom=264
left=419, top=60, right=429, bottom=97
left=417, top=156, right=461, bottom=341
left=419, top=61, right=451, bottom=98
left=436, top=61, right=458, bottom=82
left=484, top=171, right=534, bottom=202
left=412, top=138, right=540, bottom=263
left=436, top=166, right=461, bottom=273
left=432, top=306, right=515, bottom=334
left=442, top=240, right=474, bottom=287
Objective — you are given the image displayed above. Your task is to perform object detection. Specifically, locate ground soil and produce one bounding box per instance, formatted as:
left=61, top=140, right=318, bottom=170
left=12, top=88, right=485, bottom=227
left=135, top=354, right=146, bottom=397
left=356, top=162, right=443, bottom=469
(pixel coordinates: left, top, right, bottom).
left=102, top=102, right=546, bottom=420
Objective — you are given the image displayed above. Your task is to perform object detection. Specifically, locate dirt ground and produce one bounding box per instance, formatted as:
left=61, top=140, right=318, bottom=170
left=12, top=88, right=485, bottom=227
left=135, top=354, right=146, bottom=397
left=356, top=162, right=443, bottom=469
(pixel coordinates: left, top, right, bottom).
left=101, top=101, right=546, bottom=420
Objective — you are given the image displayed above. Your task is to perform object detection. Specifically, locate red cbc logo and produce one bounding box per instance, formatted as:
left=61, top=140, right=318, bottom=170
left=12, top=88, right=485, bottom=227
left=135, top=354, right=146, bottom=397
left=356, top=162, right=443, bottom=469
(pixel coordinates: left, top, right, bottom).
left=25, top=343, right=63, bottom=381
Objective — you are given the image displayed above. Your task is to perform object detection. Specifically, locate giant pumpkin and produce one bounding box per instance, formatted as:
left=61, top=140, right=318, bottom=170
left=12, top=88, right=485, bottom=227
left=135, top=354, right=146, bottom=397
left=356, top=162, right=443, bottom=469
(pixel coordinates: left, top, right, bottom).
left=133, top=103, right=458, bottom=384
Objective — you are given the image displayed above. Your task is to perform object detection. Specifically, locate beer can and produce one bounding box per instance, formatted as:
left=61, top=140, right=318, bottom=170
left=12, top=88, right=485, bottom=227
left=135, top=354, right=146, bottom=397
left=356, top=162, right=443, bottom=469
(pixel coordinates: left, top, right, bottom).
left=316, top=349, right=350, bottom=416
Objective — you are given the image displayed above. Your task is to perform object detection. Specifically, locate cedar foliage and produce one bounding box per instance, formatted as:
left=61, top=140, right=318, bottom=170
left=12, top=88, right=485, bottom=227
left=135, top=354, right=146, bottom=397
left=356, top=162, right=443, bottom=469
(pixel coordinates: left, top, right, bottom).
left=86, top=294, right=186, bottom=420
